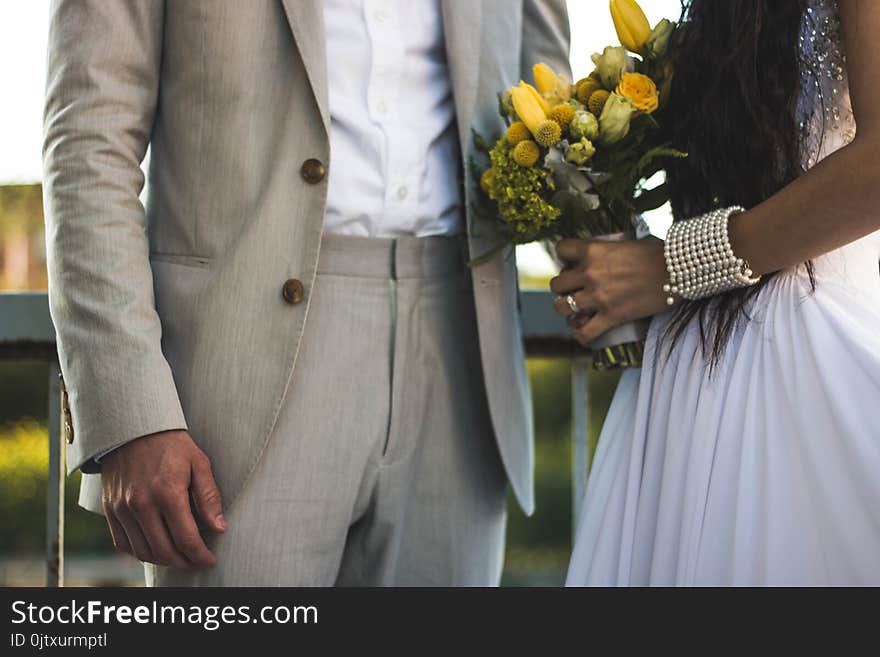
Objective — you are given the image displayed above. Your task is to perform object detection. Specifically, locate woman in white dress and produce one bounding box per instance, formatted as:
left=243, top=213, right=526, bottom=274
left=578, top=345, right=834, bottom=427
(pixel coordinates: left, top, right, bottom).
left=552, top=0, right=880, bottom=585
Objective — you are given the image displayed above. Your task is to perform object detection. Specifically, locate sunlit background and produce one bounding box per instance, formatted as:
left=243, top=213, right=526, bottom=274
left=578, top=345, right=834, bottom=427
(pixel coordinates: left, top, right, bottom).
left=0, top=1, right=682, bottom=586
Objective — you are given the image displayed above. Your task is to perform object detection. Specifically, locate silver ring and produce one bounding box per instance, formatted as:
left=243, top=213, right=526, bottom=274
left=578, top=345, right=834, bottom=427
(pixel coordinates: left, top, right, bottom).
left=565, top=294, right=580, bottom=316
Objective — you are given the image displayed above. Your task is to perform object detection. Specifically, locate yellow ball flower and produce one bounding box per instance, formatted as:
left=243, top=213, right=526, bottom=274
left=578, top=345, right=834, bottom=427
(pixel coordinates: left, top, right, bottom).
left=576, top=77, right=603, bottom=105
left=513, top=140, right=540, bottom=167
left=588, top=89, right=611, bottom=116
left=534, top=119, right=562, bottom=148
left=480, top=167, right=494, bottom=194
left=506, top=121, right=531, bottom=145
left=549, top=104, right=576, bottom=132
left=616, top=72, right=659, bottom=113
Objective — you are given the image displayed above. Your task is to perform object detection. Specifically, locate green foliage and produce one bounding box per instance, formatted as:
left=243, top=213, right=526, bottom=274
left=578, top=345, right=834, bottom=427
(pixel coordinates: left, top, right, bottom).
left=0, top=421, right=111, bottom=554
left=0, top=362, right=49, bottom=425
left=0, top=184, right=43, bottom=240
left=485, top=137, right=562, bottom=240
left=502, top=360, right=622, bottom=585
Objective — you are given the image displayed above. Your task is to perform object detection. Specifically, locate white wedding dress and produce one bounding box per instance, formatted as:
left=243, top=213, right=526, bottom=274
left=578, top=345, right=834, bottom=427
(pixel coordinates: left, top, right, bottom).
left=567, top=0, right=880, bottom=586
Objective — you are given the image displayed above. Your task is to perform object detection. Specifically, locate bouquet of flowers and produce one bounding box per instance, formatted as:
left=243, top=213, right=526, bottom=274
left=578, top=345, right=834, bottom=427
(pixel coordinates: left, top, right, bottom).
left=472, top=0, right=685, bottom=369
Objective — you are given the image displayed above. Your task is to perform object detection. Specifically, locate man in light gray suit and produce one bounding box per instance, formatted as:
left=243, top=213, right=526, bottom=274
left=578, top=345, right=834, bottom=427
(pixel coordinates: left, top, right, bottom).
left=43, top=0, right=570, bottom=586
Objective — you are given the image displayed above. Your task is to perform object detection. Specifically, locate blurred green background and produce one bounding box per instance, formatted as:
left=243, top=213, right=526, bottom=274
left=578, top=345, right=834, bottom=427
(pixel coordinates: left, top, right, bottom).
left=0, top=183, right=621, bottom=586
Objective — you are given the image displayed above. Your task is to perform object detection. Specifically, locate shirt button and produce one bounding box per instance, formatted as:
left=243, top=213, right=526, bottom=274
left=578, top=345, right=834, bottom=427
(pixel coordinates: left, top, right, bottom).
left=373, top=10, right=387, bottom=22
left=396, top=186, right=408, bottom=200
left=281, top=279, right=305, bottom=305
left=300, top=159, right=326, bottom=184
left=376, top=101, right=388, bottom=114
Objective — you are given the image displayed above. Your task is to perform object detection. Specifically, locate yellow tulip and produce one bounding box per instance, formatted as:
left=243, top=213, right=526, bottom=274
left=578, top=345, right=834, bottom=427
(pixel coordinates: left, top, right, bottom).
left=524, top=81, right=551, bottom=115
left=510, top=81, right=549, bottom=135
left=532, top=63, right=572, bottom=104
left=533, top=63, right=559, bottom=97
left=610, top=0, right=652, bottom=54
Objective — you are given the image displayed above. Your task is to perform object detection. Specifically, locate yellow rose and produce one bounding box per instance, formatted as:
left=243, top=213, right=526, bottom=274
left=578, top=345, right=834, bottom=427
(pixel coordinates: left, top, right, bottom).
left=615, top=72, right=659, bottom=113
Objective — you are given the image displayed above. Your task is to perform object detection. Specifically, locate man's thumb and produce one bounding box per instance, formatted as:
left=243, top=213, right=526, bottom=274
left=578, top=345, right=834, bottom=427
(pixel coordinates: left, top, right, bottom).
left=191, top=453, right=227, bottom=532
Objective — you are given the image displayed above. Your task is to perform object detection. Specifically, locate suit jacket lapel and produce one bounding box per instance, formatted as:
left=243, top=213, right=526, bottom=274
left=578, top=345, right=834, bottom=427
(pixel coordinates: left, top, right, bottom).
left=441, top=0, right=483, bottom=156
left=279, top=0, right=330, bottom=134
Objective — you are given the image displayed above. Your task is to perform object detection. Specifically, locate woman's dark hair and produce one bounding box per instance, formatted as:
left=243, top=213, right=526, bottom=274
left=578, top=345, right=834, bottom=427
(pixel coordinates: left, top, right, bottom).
left=664, top=0, right=814, bottom=363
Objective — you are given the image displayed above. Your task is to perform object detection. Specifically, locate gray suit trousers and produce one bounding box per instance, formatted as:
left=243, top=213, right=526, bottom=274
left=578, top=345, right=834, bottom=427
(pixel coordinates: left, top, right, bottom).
left=145, top=234, right=508, bottom=586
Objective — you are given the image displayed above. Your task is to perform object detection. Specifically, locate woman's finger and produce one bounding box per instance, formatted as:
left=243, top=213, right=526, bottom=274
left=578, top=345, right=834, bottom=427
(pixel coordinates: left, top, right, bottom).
left=549, top=269, right=587, bottom=295
left=555, top=238, right=588, bottom=264
left=553, top=291, right=600, bottom=318
left=574, top=313, right=614, bottom=346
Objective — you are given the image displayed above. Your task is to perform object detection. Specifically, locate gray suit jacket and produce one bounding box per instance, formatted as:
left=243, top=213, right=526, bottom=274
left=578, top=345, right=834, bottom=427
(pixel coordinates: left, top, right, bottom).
left=43, top=0, right=570, bottom=515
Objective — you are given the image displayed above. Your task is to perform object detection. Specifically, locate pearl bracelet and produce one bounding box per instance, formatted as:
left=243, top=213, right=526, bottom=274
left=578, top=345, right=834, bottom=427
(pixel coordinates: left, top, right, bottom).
left=663, top=205, right=761, bottom=305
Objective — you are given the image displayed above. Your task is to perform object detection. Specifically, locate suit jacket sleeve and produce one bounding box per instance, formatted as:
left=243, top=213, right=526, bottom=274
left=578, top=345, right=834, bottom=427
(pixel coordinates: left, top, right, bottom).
left=521, top=0, right=572, bottom=83
left=42, top=0, right=187, bottom=473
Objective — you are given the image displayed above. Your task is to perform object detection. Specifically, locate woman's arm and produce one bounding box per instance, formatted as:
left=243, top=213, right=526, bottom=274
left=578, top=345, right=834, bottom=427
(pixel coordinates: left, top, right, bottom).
left=730, top=0, right=880, bottom=275
left=551, top=0, right=880, bottom=346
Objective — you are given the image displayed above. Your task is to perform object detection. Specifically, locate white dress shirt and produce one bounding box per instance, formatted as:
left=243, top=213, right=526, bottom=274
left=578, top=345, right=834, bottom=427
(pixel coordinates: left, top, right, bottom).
left=322, top=0, right=463, bottom=237
left=93, top=0, right=464, bottom=466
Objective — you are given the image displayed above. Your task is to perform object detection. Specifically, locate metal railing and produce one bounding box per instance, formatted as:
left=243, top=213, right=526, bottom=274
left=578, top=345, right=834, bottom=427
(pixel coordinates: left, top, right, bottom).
left=0, top=290, right=590, bottom=587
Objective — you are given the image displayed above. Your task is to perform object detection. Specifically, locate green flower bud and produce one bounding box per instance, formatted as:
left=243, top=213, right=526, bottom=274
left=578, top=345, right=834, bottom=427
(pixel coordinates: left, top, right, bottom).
left=569, top=110, right=599, bottom=141
left=645, top=19, right=674, bottom=60
left=565, top=138, right=597, bottom=166
left=590, top=46, right=632, bottom=89
left=598, top=93, right=634, bottom=145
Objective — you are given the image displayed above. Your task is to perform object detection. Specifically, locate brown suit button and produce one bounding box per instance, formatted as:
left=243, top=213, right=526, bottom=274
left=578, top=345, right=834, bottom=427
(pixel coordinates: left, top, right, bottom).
left=282, top=278, right=305, bottom=305
left=300, top=158, right=326, bottom=184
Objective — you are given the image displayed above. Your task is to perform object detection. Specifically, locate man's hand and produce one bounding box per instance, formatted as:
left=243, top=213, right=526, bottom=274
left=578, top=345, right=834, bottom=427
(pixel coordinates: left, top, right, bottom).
left=100, top=430, right=226, bottom=569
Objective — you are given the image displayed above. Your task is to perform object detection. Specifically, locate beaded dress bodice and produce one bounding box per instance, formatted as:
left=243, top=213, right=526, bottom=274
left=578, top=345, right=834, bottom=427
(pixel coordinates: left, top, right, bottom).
left=798, top=0, right=856, bottom=167
left=797, top=0, right=880, bottom=293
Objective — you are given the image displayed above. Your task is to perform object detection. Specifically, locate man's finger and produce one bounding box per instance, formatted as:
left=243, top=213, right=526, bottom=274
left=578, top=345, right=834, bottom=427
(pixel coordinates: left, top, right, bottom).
left=104, top=509, right=132, bottom=555
left=163, top=495, right=217, bottom=568
left=115, top=510, right=155, bottom=564
left=135, top=507, right=192, bottom=568
left=190, top=453, right=227, bottom=533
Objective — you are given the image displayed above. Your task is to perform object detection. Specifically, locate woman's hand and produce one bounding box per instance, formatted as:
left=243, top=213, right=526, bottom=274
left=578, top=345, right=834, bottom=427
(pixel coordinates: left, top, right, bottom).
left=549, top=237, right=672, bottom=347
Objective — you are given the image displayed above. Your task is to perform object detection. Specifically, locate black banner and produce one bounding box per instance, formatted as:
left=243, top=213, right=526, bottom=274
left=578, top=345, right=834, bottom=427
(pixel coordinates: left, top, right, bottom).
left=1, top=586, right=858, bottom=652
